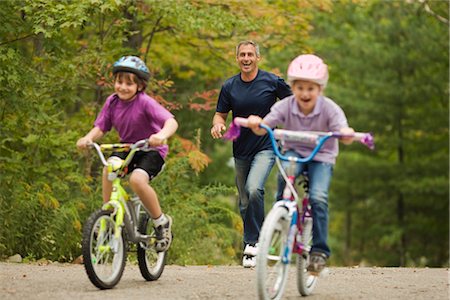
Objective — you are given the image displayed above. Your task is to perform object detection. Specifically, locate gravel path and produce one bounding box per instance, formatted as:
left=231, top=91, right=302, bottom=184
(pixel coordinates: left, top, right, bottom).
left=1, top=262, right=448, bottom=299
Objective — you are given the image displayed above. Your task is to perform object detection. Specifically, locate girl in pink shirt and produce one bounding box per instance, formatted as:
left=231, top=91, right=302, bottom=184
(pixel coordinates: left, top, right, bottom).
left=77, top=56, right=178, bottom=252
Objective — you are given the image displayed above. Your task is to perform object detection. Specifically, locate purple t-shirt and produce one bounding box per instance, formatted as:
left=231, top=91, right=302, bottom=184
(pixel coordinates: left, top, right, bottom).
left=94, top=92, right=174, bottom=158
left=263, top=95, right=348, bottom=164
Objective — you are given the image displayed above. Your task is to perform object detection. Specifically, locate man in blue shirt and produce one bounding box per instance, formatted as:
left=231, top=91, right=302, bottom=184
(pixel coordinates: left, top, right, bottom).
left=211, top=40, right=292, bottom=267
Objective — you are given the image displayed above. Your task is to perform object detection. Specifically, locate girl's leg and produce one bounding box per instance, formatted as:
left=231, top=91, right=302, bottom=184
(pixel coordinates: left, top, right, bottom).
left=130, top=169, right=171, bottom=252
left=307, top=161, right=333, bottom=257
left=103, top=154, right=126, bottom=203
left=102, top=166, right=113, bottom=202
left=129, top=169, right=161, bottom=218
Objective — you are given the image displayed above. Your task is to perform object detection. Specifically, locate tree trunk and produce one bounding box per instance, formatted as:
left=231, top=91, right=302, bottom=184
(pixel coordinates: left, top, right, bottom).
left=397, top=108, right=406, bottom=267
left=344, top=207, right=352, bottom=265
left=122, top=1, right=143, bottom=51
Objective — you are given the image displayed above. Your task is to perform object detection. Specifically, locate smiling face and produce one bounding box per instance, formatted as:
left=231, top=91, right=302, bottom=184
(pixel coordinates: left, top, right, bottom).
left=114, top=72, right=142, bottom=101
left=236, top=44, right=260, bottom=81
left=292, top=80, right=322, bottom=115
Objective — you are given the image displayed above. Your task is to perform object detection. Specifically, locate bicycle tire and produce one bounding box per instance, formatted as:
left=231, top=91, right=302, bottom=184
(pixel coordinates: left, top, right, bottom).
left=82, top=209, right=126, bottom=289
left=137, top=214, right=167, bottom=281
left=296, top=214, right=318, bottom=296
left=256, top=206, right=290, bottom=300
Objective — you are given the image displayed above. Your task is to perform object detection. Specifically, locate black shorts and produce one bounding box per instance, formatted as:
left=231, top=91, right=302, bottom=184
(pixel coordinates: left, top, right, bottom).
left=111, top=150, right=165, bottom=180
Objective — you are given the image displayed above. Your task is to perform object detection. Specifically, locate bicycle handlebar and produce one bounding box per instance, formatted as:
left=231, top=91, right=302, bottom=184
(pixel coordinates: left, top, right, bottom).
left=88, top=139, right=154, bottom=167
left=232, top=117, right=374, bottom=163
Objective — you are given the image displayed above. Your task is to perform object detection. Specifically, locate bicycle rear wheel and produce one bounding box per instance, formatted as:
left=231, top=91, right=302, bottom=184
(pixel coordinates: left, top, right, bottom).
left=137, top=214, right=167, bottom=281
left=256, top=206, right=291, bottom=300
left=296, top=215, right=318, bottom=296
left=82, top=209, right=126, bottom=289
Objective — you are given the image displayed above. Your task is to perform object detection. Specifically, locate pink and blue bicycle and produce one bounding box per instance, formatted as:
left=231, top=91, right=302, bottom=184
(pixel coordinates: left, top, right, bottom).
left=228, top=117, right=374, bottom=299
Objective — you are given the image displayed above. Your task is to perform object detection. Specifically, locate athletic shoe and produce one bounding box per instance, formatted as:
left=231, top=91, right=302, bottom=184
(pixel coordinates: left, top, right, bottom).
left=307, top=252, right=327, bottom=275
left=242, top=254, right=256, bottom=268
left=155, top=215, right=173, bottom=252
left=243, top=243, right=258, bottom=257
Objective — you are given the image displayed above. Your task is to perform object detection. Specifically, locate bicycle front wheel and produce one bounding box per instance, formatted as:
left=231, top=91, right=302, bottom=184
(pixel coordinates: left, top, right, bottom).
left=137, top=214, right=167, bottom=281
left=82, top=209, right=126, bottom=289
left=296, top=215, right=318, bottom=296
left=256, top=206, right=291, bottom=300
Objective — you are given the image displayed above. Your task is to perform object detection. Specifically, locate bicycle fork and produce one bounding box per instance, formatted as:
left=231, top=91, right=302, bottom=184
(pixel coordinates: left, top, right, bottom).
left=99, top=199, right=124, bottom=254
left=283, top=206, right=298, bottom=264
left=279, top=160, right=299, bottom=265
left=279, top=200, right=312, bottom=265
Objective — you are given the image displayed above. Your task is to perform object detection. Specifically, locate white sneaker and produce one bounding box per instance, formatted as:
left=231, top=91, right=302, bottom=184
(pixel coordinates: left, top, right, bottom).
left=244, top=243, right=258, bottom=256
left=242, top=255, right=256, bottom=268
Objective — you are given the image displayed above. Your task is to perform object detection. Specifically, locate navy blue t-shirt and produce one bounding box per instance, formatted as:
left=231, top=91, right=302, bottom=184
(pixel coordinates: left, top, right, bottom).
left=217, top=70, right=292, bottom=160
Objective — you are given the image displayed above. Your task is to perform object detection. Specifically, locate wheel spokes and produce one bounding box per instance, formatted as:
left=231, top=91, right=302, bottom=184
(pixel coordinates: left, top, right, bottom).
left=91, top=216, right=122, bottom=282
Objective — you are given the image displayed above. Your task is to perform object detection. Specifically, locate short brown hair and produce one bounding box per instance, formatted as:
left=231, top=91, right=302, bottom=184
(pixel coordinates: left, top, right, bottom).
left=114, top=72, right=147, bottom=91
left=236, top=40, right=260, bottom=57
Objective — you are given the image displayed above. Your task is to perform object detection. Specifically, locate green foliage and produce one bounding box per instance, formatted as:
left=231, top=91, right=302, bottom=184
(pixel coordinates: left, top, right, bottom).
left=307, top=0, right=449, bottom=267
left=1, top=0, right=446, bottom=269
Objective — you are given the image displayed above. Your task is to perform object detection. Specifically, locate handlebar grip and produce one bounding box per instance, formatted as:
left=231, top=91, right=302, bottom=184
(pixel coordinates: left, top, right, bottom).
left=352, top=132, right=368, bottom=140
left=233, top=117, right=249, bottom=127
left=353, top=132, right=374, bottom=150
left=335, top=132, right=374, bottom=150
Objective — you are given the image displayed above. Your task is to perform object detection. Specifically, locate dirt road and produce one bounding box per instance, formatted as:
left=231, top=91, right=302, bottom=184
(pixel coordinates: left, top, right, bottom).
left=1, top=262, right=448, bottom=299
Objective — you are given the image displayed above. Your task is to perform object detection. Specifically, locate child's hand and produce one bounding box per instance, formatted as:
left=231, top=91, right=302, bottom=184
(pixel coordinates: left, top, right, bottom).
left=148, top=133, right=167, bottom=146
left=247, top=115, right=262, bottom=131
left=76, top=137, right=92, bottom=149
left=340, top=127, right=355, bottom=145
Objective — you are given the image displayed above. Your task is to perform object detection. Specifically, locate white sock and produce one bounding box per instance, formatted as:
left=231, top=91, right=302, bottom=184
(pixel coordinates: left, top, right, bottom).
left=153, top=214, right=168, bottom=227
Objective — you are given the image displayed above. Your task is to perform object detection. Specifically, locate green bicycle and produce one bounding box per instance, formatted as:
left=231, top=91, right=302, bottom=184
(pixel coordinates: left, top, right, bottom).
left=82, top=139, right=166, bottom=289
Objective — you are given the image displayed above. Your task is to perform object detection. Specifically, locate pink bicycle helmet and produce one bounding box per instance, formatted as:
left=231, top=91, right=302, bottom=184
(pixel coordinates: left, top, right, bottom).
left=287, top=54, right=328, bottom=87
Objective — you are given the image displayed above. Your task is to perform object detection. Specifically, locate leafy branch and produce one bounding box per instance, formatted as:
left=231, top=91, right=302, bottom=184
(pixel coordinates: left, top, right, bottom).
left=417, top=0, right=449, bottom=25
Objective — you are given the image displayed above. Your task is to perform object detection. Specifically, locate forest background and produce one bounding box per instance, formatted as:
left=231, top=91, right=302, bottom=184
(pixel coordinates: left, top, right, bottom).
left=0, top=0, right=448, bottom=268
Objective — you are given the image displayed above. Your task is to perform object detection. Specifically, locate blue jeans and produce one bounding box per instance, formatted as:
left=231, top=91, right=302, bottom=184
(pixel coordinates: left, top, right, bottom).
left=276, top=150, right=334, bottom=257
left=234, top=150, right=275, bottom=245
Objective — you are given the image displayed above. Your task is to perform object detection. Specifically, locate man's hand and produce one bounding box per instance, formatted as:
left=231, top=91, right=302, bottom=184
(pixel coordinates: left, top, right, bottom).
left=211, top=123, right=226, bottom=139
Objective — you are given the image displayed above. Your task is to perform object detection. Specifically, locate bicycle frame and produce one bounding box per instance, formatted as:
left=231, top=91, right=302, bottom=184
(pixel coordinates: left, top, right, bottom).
left=232, top=120, right=373, bottom=266
left=227, top=117, right=374, bottom=298
left=259, top=123, right=335, bottom=266
left=90, top=140, right=154, bottom=245
left=274, top=168, right=314, bottom=265
left=83, top=138, right=169, bottom=289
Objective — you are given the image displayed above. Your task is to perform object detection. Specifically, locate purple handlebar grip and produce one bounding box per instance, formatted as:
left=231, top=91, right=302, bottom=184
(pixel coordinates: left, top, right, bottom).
left=222, top=119, right=241, bottom=141
left=332, top=132, right=375, bottom=150
left=361, top=133, right=375, bottom=150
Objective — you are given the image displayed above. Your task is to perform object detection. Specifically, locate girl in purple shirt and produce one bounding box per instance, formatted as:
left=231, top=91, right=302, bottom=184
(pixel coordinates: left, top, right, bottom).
left=248, top=54, right=354, bottom=274
left=77, top=56, right=178, bottom=252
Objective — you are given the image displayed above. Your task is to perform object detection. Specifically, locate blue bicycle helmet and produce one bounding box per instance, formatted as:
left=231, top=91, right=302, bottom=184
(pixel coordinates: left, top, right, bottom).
left=113, top=56, right=150, bottom=81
